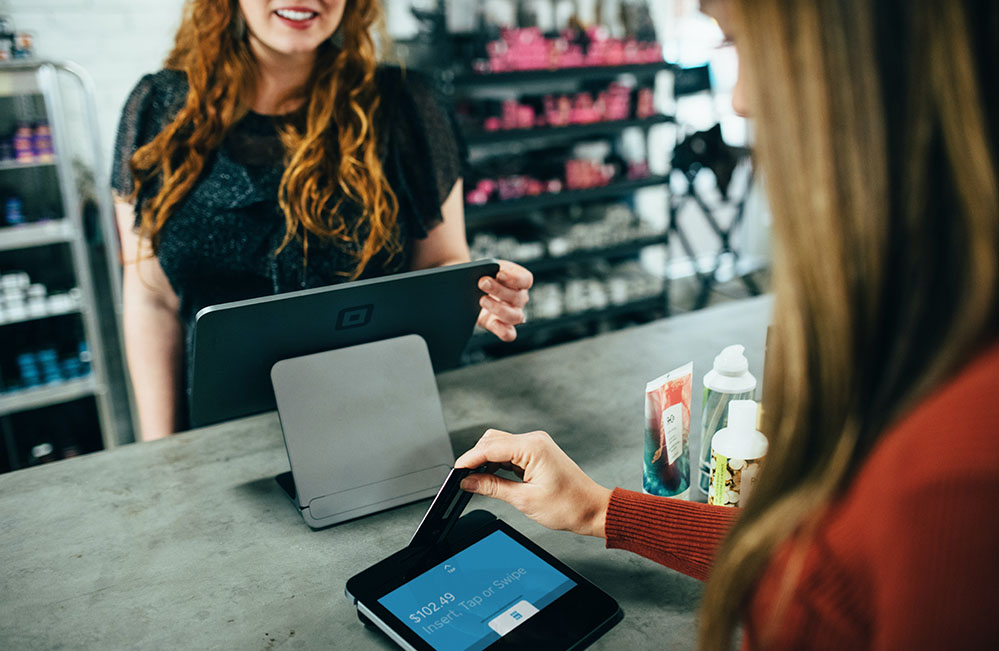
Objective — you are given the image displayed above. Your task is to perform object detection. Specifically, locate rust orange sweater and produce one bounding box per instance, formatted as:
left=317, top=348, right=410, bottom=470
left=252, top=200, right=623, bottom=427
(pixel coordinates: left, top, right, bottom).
left=605, top=344, right=999, bottom=649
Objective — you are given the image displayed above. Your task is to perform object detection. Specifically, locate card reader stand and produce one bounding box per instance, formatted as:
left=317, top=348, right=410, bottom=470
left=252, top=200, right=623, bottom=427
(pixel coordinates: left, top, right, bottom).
left=270, top=334, right=455, bottom=529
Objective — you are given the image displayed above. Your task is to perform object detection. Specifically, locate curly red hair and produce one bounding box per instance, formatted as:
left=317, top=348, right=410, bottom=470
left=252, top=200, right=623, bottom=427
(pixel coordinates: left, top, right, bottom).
left=130, top=0, right=399, bottom=279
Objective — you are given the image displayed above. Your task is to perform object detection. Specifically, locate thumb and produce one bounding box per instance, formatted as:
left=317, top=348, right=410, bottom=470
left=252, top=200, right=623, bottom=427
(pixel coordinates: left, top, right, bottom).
left=461, top=472, right=520, bottom=504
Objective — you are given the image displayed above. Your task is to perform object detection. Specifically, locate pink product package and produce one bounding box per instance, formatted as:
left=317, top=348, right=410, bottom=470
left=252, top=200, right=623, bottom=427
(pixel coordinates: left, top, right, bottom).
left=643, top=362, right=694, bottom=499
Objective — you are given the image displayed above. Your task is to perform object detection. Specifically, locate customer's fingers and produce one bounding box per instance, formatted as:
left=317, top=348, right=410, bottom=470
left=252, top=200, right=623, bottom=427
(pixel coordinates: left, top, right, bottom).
left=456, top=429, right=609, bottom=537
left=460, top=472, right=521, bottom=503
left=455, top=428, right=529, bottom=470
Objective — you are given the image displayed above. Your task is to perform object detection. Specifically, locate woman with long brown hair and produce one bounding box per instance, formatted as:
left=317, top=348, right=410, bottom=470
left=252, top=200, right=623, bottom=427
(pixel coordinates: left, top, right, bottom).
left=455, top=0, right=998, bottom=647
left=112, top=1, right=532, bottom=441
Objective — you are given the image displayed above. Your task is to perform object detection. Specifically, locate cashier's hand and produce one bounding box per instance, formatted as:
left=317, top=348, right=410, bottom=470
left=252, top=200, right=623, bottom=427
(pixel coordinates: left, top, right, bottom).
left=477, top=260, right=532, bottom=342
left=456, top=429, right=612, bottom=539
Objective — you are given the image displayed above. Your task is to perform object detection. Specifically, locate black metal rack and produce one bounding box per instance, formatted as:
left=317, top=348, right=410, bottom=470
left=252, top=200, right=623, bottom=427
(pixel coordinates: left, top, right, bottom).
left=433, top=57, right=675, bottom=359
left=518, top=234, right=668, bottom=275
left=467, top=294, right=667, bottom=354
left=464, top=175, right=669, bottom=227
left=464, top=114, right=674, bottom=147
left=448, top=61, right=674, bottom=88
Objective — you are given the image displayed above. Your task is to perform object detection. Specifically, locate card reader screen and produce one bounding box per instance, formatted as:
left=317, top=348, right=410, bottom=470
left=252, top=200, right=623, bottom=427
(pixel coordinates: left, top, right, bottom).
left=378, top=530, right=576, bottom=651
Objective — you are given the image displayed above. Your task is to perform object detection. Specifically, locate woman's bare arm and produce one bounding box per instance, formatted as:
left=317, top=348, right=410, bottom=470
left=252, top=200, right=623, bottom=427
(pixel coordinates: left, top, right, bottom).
left=115, top=197, right=184, bottom=441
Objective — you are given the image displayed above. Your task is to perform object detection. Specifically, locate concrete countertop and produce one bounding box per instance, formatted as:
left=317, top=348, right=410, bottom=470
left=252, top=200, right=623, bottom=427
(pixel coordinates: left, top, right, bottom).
left=0, top=295, right=772, bottom=650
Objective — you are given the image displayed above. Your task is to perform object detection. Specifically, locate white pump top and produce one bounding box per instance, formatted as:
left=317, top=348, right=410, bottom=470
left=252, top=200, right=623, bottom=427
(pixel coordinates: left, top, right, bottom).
left=711, top=399, right=768, bottom=461
left=714, top=344, right=750, bottom=376
left=703, top=345, right=756, bottom=394
left=710, top=399, right=769, bottom=506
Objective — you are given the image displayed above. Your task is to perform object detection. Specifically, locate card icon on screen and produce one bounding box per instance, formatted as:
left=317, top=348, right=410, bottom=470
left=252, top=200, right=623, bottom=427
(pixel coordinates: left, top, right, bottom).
left=488, top=600, right=539, bottom=636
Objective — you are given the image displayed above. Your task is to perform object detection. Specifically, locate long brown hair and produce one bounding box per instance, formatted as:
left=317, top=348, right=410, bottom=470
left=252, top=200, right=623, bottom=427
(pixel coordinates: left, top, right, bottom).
left=699, top=1, right=998, bottom=648
left=129, top=0, right=399, bottom=279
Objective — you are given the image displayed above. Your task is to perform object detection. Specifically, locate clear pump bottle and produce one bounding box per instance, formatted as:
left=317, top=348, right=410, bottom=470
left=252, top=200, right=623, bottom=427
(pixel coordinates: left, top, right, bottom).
left=697, top=345, right=756, bottom=499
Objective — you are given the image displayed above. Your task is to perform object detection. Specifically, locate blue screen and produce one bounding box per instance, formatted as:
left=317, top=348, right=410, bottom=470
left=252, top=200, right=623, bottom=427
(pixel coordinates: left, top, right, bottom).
left=378, top=530, right=576, bottom=651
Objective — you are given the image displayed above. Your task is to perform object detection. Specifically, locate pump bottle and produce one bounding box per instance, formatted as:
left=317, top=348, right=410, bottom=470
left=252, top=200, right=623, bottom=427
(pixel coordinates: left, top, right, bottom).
left=696, top=345, right=756, bottom=499
left=708, top=400, right=768, bottom=507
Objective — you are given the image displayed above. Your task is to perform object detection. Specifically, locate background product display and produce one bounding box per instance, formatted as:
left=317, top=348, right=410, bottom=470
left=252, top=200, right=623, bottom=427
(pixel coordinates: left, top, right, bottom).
left=0, top=0, right=765, bottom=464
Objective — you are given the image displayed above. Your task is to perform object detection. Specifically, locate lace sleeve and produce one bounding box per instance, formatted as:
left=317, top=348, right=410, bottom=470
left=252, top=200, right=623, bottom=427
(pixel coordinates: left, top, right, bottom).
left=110, top=74, right=158, bottom=199
left=380, top=66, right=467, bottom=237
left=110, top=71, right=188, bottom=206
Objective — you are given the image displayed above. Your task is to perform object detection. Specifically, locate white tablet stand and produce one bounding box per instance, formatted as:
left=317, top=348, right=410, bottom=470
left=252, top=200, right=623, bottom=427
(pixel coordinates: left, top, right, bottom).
left=270, top=334, right=455, bottom=529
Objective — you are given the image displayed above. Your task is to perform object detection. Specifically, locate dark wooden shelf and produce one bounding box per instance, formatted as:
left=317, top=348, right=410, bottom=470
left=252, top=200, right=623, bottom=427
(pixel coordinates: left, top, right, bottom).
left=519, top=234, right=668, bottom=274
left=465, top=175, right=669, bottom=227
left=465, top=114, right=674, bottom=147
left=450, top=61, right=673, bottom=88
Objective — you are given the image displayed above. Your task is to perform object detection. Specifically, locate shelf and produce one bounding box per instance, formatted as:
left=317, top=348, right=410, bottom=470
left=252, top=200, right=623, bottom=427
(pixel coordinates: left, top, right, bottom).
left=468, top=294, right=666, bottom=349
left=0, top=376, right=97, bottom=417
left=0, top=159, right=56, bottom=172
left=465, top=114, right=674, bottom=147
left=451, top=61, right=673, bottom=88
left=0, top=221, right=74, bottom=252
left=0, top=59, right=132, bottom=462
left=0, top=62, right=42, bottom=97
left=519, top=235, right=667, bottom=274
left=0, top=302, right=81, bottom=327
left=465, top=175, right=668, bottom=226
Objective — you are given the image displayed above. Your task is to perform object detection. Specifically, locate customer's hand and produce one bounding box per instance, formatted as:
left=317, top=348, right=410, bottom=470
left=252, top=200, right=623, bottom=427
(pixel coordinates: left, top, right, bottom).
left=477, top=260, right=532, bottom=342
left=455, top=429, right=612, bottom=539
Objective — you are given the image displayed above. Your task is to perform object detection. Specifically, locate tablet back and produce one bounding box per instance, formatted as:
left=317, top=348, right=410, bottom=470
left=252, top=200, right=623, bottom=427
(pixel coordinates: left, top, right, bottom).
left=191, top=260, right=498, bottom=427
left=271, top=334, right=454, bottom=528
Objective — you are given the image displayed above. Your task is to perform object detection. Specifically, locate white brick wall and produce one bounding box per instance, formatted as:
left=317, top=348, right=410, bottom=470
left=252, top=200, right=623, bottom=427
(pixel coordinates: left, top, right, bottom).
left=1, top=0, right=184, bottom=162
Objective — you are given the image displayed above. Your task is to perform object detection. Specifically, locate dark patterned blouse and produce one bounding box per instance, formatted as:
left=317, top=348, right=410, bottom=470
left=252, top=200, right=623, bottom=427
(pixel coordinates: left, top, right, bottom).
left=111, top=66, right=464, bottom=426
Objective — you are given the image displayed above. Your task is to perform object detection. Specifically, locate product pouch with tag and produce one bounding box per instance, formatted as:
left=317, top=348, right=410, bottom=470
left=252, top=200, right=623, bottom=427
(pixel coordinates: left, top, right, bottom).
left=643, top=362, right=693, bottom=499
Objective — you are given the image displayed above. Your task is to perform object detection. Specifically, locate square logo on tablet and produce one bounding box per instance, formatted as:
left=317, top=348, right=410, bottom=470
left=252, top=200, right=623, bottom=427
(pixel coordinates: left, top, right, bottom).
left=337, top=305, right=373, bottom=330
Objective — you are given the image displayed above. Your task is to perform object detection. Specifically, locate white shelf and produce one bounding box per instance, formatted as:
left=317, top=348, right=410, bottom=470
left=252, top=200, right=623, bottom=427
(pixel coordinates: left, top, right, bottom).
left=0, top=221, right=74, bottom=251
left=0, top=64, right=41, bottom=97
left=0, top=301, right=82, bottom=326
left=0, top=376, right=97, bottom=417
left=0, top=159, right=56, bottom=172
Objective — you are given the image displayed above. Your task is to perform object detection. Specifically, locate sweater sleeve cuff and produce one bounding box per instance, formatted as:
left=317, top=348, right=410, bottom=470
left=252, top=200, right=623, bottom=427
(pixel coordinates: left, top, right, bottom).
left=605, top=487, right=739, bottom=581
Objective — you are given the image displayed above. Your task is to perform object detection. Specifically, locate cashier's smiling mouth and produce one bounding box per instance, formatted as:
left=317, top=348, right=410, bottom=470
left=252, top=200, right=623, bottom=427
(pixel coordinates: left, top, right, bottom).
left=273, top=7, right=320, bottom=29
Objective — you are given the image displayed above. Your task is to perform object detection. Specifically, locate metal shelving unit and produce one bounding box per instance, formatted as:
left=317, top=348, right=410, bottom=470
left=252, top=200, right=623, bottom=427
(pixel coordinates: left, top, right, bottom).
left=0, top=60, right=131, bottom=472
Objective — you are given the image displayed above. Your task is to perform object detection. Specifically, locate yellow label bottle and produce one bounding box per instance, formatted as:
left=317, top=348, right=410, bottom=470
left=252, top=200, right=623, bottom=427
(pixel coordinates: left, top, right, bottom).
left=708, top=400, right=768, bottom=507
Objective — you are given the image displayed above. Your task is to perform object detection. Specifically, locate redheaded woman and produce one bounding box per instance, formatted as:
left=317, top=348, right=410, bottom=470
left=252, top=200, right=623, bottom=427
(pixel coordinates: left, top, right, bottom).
left=112, top=1, right=532, bottom=440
